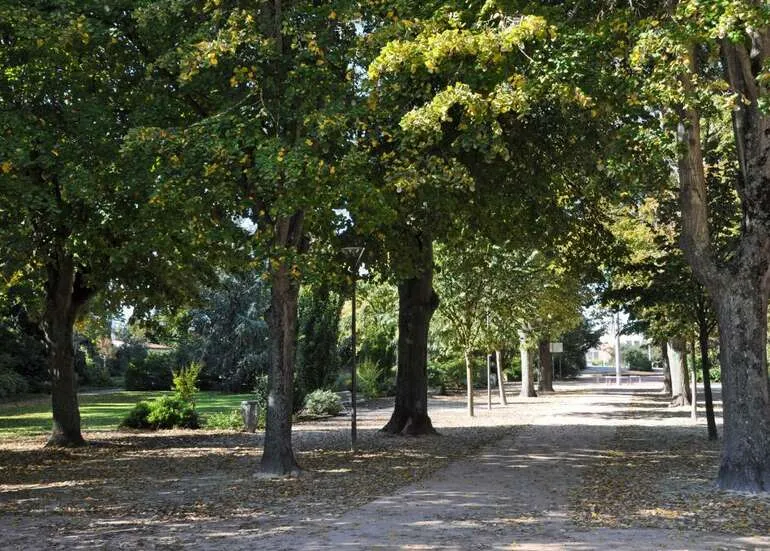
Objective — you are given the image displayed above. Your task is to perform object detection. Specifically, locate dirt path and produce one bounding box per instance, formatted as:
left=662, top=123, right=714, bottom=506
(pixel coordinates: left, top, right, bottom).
left=3, top=379, right=770, bottom=549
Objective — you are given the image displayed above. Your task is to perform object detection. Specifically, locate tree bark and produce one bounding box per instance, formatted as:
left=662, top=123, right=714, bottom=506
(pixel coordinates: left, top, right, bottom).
left=675, top=38, right=770, bottom=490
left=260, top=213, right=304, bottom=476
left=495, top=350, right=507, bottom=405
left=661, top=340, right=673, bottom=396
left=465, top=350, right=474, bottom=417
left=668, top=337, right=691, bottom=407
left=382, top=238, right=439, bottom=435
left=537, top=339, right=554, bottom=393
left=495, top=350, right=508, bottom=406
left=44, top=252, right=90, bottom=447
left=518, top=333, right=536, bottom=398
left=698, top=318, right=718, bottom=440
left=712, top=281, right=770, bottom=491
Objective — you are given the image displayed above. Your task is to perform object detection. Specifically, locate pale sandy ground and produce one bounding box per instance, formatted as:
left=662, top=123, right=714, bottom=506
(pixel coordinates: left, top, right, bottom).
left=2, top=376, right=769, bottom=550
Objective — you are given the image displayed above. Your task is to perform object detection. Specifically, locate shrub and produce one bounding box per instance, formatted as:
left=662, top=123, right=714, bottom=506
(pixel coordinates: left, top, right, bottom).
left=124, top=353, right=175, bottom=390
left=428, top=355, right=469, bottom=390
left=119, top=400, right=153, bottom=429
left=120, top=395, right=200, bottom=430
left=357, top=360, right=390, bottom=399
left=172, top=362, right=202, bottom=404
left=0, top=366, right=28, bottom=398
left=253, top=374, right=269, bottom=414
left=205, top=408, right=247, bottom=430
left=146, top=395, right=200, bottom=429
left=696, top=365, right=721, bottom=383
left=625, top=348, right=652, bottom=371
left=80, top=356, right=112, bottom=387
left=303, top=389, right=342, bottom=416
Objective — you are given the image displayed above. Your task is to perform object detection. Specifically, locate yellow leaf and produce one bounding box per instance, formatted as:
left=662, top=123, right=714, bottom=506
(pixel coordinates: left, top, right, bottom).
left=329, top=10, right=337, bottom=20
left=0, top=161, right=12, bottom=174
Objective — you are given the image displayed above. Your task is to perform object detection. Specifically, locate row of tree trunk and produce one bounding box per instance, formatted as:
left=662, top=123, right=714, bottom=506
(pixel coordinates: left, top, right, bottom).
left=660, top=336, right=717, bottom=441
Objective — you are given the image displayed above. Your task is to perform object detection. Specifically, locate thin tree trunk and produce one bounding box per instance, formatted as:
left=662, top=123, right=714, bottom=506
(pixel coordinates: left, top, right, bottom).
left=465, top=350, right=474, bottom=417
left=486, top=353, right=491, bottom=410
left=661, top=340, right=673, bottom=396
left=44, top=252, right=90, bottom=447
left=260, top=213, right=304, bottom=476
left=382, top=237, right=439, bottom=435
left=519, top=333, right=536, bottom=398
left=537, top=339, right=553, bottom=393
left=495, top=350, right=507, bottom=405
left=668, top=337, right=691, bottom=406
left=698, top=319, right=718, bottom=440
left=690, top=339, right=697, bottom=421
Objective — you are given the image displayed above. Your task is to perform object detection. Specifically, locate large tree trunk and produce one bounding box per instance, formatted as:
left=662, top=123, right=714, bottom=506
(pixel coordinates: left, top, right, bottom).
left=518, top=333, right=536, bottom=398
left=43, top=253, right=90, bottom=447
left=495, top=350, right=507, bottom=405
left=711, top=282, right=770, bottom=491
left=382, top=238, right=439, bottom=435
left=260, top=214, right=304, bottom=476
left=668, top=337, right=691, bottom=407
left=698, top=318, right=718, bottom=440
left=537, top=339, right=553, bottom=393
left=676, top=38, right=770, bottom=490
left=661, top=340, right=673, bottom=396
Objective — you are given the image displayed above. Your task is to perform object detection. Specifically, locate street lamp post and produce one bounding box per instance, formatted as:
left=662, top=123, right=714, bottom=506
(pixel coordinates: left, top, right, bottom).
left=342, top=246, right=365, bottom=450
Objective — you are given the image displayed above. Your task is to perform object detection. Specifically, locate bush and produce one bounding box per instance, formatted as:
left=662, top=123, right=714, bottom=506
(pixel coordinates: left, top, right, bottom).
left=303, top=389, right=342, bottom=416
left=172, top=362, right=201, bottom=404
left=428, top=356, right=466, bottom=391
left=120, top=400, right=153, bottom=429
left=357, top=360, right=391, bottom=399
left=205, top=408, right=247, bottom=430
left=124, top=353, right=176, bottom=390
left=696, top=365, right=721, bottom=383
left=120, top=395, right=200, bottom=430
left=625, top=348, right=652, bottom=371
left=80, top=356, right=112, bottom=387
left=0, top=366, right=28, bottom=398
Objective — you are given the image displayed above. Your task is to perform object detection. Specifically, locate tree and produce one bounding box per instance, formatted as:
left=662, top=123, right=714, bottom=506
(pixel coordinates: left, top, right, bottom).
left=367, top=3, right=620, bottom=432
left=129, top=0, right=367, bottom=474
left=580, top=0, right=770, bottom=489
left=0, top=2, right=231, bottom=446
left=433, top=242, right=488, bottom=417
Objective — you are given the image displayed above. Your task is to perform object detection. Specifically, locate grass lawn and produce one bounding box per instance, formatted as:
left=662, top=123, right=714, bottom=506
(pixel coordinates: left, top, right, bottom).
left=0, top=391, right=256, bottom=438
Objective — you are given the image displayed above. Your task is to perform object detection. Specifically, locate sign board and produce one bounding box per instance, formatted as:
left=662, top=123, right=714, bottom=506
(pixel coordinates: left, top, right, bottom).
left=549, top=342, right=563, bottom=354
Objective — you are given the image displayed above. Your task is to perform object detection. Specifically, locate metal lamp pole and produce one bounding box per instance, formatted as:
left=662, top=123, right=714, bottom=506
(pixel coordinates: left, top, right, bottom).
left=342, top=247, right=365, bottom=450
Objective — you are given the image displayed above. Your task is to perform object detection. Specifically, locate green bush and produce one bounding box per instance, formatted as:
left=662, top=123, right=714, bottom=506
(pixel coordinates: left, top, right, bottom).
left=303, top=389, right=342, bottom=416
left=696, top=365, right=721, bottom=383
left=124, top=353, right=176, bottom=390
left=120, top=400, right=153, bottom=429
left=172, top=362, right=201, bottom=404
left=120, top=395, right=200, bottom=430
left=625, top=348, right=652, bottom=371
left=80, top=356, right=112, bottom=387
left=357, top=360, right=390, bottom=399
left=0, top=366, right=29, bottom=398
left=428, top=356, right=466, bottom=391
left=205, top=408, right=246, bottom=430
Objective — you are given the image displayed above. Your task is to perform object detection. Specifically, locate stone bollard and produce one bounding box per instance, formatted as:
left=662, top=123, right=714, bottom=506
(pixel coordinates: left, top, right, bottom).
left=241, top=400, right=260, bottom=433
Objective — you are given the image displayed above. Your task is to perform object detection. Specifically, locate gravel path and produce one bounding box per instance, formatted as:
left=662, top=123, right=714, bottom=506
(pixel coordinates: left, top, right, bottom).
left=254, top=383, right=770, bottom=550
left=3, top=378, right=770, bottom=549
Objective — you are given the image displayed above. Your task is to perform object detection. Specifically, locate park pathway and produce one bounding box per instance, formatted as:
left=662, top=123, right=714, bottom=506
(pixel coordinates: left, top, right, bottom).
left=251, top=383, right=770, bottom=551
